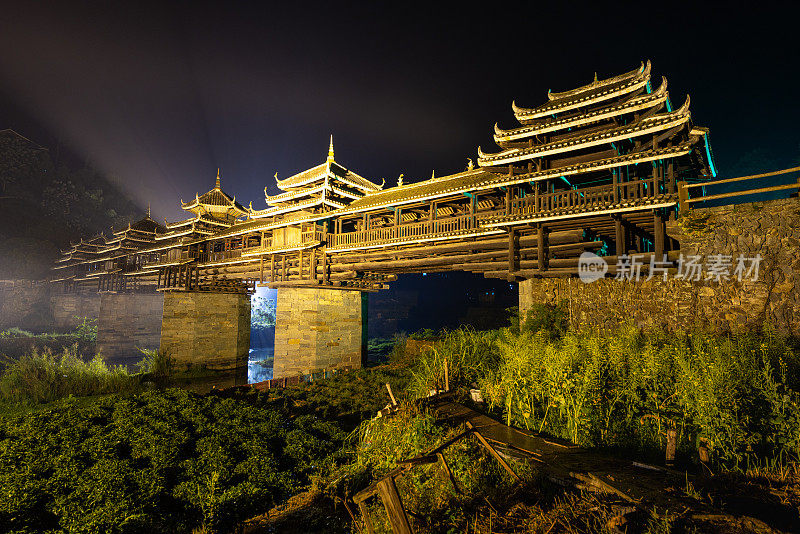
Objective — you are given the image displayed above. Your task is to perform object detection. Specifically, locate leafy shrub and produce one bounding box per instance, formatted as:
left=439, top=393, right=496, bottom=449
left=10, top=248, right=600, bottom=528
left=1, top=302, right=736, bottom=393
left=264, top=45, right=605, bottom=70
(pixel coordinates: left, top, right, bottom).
left=0, top=388, right=347, bottom=533
left=137, top=348, right=174, bottom=380
left=0, top=345, right=138, bottom=404
left=74, top=315, right=98, bottom=343
left=478, top=325, right=800, bottom=468
left=407, top=327, right=499, bottom=399
left=521, top=300, right=569, bottom=339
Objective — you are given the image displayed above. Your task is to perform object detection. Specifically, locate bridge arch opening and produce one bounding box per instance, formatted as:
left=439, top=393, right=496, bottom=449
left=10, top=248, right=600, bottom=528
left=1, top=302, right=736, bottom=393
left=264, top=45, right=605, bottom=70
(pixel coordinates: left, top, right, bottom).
left=249, top=286, right=277, bottom=382
left=367, top=272, right=518, bottom=363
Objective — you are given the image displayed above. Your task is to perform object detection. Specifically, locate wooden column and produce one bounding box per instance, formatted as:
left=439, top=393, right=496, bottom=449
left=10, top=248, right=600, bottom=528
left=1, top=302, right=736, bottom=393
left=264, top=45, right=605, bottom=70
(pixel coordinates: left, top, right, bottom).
left=507, top=229, right=519, bottom=274
left=377, top=477, right=413, bottom=534
left=322, top=251, right=329, bottom=284
left=270, top=255, right=275, bottom=282
left=615, top=218, right=626, bottom=255
left=537, top=224, right=548, bottom=271
left=654, top=212, right=665, bottom=259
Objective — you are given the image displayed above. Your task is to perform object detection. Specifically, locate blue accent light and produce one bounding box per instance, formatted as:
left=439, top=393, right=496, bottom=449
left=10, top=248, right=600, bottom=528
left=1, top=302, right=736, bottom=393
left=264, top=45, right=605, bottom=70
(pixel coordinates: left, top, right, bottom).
left=646, top=80, right=652, bottom=94
left=666, top=97, right=673, bottom=112
left=703, top=133, right=718, bottom=178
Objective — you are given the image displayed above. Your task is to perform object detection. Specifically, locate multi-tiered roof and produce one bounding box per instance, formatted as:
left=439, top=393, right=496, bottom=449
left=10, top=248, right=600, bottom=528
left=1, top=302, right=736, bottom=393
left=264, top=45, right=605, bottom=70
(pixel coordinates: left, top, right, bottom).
left=157, top=170, right=248, bottom=242
left=248, top=137, right=383, bottom=221
left=478, top=60, right=715, bottom=180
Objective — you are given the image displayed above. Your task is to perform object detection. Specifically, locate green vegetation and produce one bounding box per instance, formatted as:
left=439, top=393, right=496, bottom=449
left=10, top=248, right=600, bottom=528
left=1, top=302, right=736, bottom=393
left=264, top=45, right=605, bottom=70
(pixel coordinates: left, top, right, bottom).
left=0, top=345, right=139, bottom=406
left=409, top=312, right=800, bottom=471
left=327, top=405, right=518, bottom=533
left=0, top=388, right=344, bottom=533
left=2, top=306, right=800, bottom=532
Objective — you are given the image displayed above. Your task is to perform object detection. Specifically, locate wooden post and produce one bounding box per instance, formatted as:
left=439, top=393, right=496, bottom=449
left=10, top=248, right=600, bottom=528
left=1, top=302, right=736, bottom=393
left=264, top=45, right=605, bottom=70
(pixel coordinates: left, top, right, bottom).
left=537, top=225, right=548, bottom=271
left=677, top=181, right=689, bottom=215
left=508, top=229, right=519, bottom=274
left=612, top=169, right=619, bottom=203
left=377, top=477, right=413, bottom=534
left=270, top=254, right=275, bottom=282
left=614, top=218, right=626, bottom=255
left=322, top=250, right=329, bottom=284
left=505, top=187, right=511, bottom=215
left=653, top=212, right=664, bottom=258
left=310, top=248, right=317, bottom=281
left=665, top=429, right=677, bottom=466
left=385, top=383, right=398, bottom=406
left=260, top=257, right=264, bottom=284
left=358, top=501, right=376, bottom=534
left=443, top=358, right=449, bottom=392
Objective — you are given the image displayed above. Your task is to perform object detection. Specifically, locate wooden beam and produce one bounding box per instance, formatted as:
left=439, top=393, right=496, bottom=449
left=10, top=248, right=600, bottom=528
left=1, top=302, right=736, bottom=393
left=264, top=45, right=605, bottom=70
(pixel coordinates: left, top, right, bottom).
left=377, top=477, right=413, bottom=534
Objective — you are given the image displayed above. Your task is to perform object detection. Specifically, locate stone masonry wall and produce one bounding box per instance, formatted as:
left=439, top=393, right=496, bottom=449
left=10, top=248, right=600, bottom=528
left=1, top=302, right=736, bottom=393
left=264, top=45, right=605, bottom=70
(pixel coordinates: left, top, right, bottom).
left=160, top=291, right=250, bottom=371
left=520, top=198, right=800, bottom=335
left=50, top=292, right=101, bottom=331
left=97, top=292, right=163, bottom=361
left=0, top=280, right=54, bottom=332
left=273, top=287, right=366, bottom=378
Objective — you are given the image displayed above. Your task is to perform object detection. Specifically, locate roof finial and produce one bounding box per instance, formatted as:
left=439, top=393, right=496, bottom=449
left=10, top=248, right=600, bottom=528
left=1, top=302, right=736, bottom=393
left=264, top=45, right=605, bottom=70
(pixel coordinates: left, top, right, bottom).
left=397, top=173, right=404, bottom=187
left=431, top=169, right=435, bottom=179
left=593, top=71, right=598, bottom=83
left=327, top=134, right=335, bottom=162
left=215, top=168, right=221, bottom=188
left=147, top=202, right=151, bottom=218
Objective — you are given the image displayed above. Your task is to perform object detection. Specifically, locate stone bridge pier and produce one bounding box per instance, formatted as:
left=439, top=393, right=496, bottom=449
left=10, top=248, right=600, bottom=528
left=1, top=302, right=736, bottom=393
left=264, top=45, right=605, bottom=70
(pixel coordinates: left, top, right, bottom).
left=159, top=291, right=251, bottom=371
left=97, top=292, right=163, bottom=362
left=272, top=287, right=367, bottom=378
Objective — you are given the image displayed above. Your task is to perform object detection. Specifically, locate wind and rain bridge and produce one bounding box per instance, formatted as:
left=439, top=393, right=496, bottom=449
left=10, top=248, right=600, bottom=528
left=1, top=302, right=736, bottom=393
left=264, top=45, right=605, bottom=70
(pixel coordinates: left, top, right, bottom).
left=53, top=62, right=786, bottom=377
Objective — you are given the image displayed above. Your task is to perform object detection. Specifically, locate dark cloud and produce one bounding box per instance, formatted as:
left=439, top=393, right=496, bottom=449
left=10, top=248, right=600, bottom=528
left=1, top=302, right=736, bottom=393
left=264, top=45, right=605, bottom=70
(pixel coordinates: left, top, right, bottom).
left=0, top=2, right=798, bottom=220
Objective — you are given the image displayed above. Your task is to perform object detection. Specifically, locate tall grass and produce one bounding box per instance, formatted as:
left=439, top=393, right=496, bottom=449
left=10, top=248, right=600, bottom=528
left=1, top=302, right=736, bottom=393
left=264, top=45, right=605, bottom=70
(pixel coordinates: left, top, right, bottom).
left=0, top=345, right=139, bottom=404
left=410, top=321, right=800, bottom=470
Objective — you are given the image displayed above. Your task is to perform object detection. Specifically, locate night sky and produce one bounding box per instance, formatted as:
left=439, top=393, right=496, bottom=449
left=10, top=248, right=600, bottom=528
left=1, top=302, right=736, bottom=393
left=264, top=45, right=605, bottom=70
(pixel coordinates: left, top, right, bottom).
left=1, top=2, right=798, bottom=221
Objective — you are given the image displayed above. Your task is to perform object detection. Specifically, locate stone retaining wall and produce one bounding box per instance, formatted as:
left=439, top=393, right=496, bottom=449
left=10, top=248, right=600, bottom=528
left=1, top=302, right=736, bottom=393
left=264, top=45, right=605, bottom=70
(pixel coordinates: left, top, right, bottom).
left=520, top=198, right=800, bottom=335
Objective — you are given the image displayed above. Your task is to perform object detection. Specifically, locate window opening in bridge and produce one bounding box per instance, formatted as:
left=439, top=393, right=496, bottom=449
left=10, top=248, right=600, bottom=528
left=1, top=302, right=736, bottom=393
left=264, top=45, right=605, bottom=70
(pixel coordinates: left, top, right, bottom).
left=249, top=286, right=276, bottom=383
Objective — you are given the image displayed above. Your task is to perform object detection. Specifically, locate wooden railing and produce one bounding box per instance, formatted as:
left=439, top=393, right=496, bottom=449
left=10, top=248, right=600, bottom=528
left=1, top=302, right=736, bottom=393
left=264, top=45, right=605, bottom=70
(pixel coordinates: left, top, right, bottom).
left=241, top=227, right=324, bottom=255
left=679, top=166, right=800, bottom=213
left=331, top=211, right=503, bottom=249
left=198, top=249, right=243, bottom=264
left=511, top=176, right=662, bottom=216
left=142, top=250, right=197, bottom=267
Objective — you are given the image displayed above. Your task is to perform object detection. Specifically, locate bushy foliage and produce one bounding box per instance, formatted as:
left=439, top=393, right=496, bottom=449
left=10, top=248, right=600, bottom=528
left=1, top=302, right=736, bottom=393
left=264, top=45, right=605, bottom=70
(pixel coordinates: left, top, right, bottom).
left=329, top=405, right=515, bottom=533
left=0, top=345, right=139, bottom=405
left=433, top=325, right=800, bottom=469
left=73, top=316, right=98, bottom=343
left=407, top=327, right=498, bottom=399
left=0, top=388, right=346, bottom=533
left=136, top=348, right=174, bottom=380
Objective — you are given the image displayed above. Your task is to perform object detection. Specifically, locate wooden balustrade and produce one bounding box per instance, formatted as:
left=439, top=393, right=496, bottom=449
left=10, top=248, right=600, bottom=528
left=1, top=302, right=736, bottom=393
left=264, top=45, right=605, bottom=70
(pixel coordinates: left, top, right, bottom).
left=511, top=177, right=661, bottom=216
left=678, top=165, right=800, bottom=214
left=331, top=213, right=482, bottom=248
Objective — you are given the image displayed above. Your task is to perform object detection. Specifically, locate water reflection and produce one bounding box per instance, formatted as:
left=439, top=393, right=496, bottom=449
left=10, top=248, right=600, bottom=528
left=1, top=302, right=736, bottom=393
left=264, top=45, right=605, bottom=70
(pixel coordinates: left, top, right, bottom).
left=248, top=346, right=274, bottom=383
